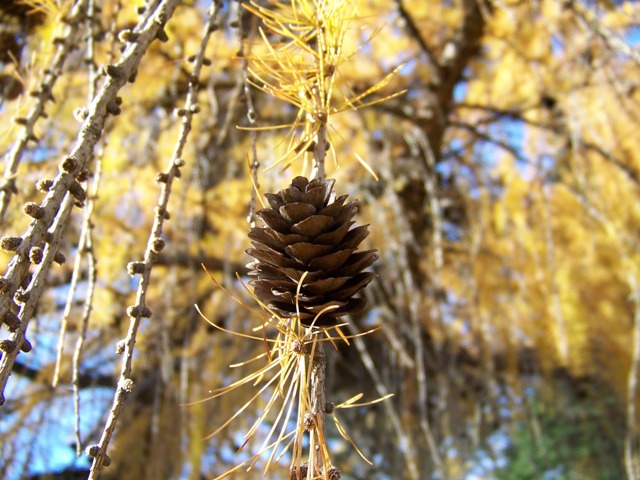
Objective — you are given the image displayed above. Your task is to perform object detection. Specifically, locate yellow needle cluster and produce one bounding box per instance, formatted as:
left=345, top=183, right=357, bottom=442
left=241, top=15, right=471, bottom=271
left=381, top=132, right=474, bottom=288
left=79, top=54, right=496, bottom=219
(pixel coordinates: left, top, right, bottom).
left=243, top=0, right=404, bottom=176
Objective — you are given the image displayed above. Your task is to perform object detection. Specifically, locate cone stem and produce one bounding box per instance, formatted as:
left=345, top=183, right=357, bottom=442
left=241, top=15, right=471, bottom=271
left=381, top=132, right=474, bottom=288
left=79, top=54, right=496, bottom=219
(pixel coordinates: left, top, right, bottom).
left=310, top=335, right=327, bottom=473
left=310, top=337, right=327, bottom=422
left=308, top=126, right=328, bottom=465
left=312, top=122, right=327, bottom=182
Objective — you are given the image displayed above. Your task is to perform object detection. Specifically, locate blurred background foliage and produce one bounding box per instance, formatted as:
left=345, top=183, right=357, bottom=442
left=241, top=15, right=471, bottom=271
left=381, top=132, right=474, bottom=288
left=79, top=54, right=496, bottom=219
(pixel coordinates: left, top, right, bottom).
left=0, top=0, right=639, bottom=478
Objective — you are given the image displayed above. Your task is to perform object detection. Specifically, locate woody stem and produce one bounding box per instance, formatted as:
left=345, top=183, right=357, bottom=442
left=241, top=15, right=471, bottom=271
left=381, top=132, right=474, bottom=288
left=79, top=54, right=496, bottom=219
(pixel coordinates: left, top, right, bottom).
left=312, top=122, right=327, bottom=182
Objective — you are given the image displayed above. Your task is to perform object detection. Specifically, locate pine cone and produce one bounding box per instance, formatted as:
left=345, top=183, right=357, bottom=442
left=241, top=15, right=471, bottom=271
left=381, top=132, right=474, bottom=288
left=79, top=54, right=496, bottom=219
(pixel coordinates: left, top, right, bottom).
left=246, top=176, right=377, bottom=327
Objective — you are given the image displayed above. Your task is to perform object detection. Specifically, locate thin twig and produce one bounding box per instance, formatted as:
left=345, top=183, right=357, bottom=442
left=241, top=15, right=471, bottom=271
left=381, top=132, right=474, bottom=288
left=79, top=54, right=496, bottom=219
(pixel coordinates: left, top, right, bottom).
left=0, top=194, right=75, bottom=402
left=409, top=129, right=447, bottom=475
left=70, top=0, right=121, bottom=455
left=86, top=2, right=220, bottom=476
left=454, top=99, right=640, bottom=189
left=0, top=0, right=183, bottom=407
left=237, top=2, right=260, bottom=227
left=565, top=0, right=640, bottom=67
left=350, top=323, right=420, bottom=480
left=393, top=0, right=441, bottom=84
left=303, top=13, right=334, bottom=468
left=51, top=0, right=105, bottom=388
left=310, top=338, right=327, bottom=426
left=378, top=141, right=444, bottom=475
left=312, top=122, right=327, bottom=182
left=625, top=271, right=640, bottom=480
left=306, top=80, right=330, bottom=477
left=0, top=0, right=88, bottom=223
left=70, top=0, right=116, bottom=457
left=72, top=161, right=101, bottom=456
left=51, top=228, right=85, bottom=388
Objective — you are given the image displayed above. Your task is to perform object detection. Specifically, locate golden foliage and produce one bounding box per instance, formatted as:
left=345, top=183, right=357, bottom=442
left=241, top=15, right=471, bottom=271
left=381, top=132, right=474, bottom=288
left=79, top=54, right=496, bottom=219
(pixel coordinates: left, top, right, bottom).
left=1, top=0, right=639, bottom=478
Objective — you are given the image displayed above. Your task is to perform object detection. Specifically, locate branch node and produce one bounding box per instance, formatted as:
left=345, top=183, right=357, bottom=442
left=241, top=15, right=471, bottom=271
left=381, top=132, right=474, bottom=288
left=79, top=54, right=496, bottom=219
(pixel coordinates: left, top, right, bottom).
left=0, top=278, right=11, bottom=293
left=127, top=261, right=146, bottom=276
left=0, top=339, right=17, bottom=353
left=76, top=169, right=91, bottom=183
left=29, top=247, right=43, bottom=265
left=126, top=305, right=152, bottom=318
left=156, top=206, right=170, bottom=220
left=85, top=445, right=100, bottom=457
left=104, top=64, right=124, bottom=79
left=292, top=463, right=309, bottom=479
left=303, top=412, right=315, bottom=431
left=151, top=237, right=165, bottom=253
left=106, top=100, right=122, bottom=116
left=24, top=202, right=45, bottom=220
left=36, top=179, right=54, bottom=192
left=73, top=106, right=89, bottom=122
left=325, top=401, right=335, bottom=414
left=1, top=236, right=22, bottom=252
left=14, top=289, right=30, bottom=304
left=20, top=337, right=32, bottom=353
left=53, top=252, right=66, bottom=265
left=156, top=28, right=169, bottom=43
left=155, top=173, right=169, bottom=183
left=61, top=155, right=79, bottom=174
left=120, top=377, right=135, bottom=393
left=3, top=311, right=20, bottom=332
left=118, top=29, right=139, bottom=43
left=69, top=181, right=87, bottom=203
left=322, top=466, right=341, bottom=480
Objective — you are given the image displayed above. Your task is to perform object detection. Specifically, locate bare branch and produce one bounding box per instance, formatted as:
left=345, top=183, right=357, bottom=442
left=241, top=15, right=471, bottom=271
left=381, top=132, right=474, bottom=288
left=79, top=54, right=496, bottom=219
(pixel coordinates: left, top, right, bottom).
left=625, top=272, right=640, bottom=479
left=237, top=5, right=260, bottom=226
left=0, top=195, right=74, bottom=406
left=13, top=360, right=113, bottom=389
left=565, top=0, right=640, bottom=67
left=393, top=0, right=441, bottom=84
left=0, top=0, right=88, bottom=222
left=449, top=120, right=528, bottom=163
left=86, top=2, right=221, bottom=476
left=350, top=322, right=420, bottom=480
left=455, top=102, right=640, bottom=188
left=72, top=163, right=101, bottom=456
left=0, top=0, right=183, bottom=405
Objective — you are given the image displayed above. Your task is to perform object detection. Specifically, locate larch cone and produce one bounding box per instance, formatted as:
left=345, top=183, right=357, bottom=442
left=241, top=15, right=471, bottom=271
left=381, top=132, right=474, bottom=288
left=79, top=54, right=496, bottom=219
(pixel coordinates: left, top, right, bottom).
left=246, top=176, right=378, bottom=327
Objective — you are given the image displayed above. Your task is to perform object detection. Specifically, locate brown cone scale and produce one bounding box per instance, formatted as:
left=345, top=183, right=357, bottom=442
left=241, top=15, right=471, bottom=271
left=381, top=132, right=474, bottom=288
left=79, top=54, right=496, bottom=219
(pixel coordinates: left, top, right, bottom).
left=246, top=176, right=378, bottom=327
